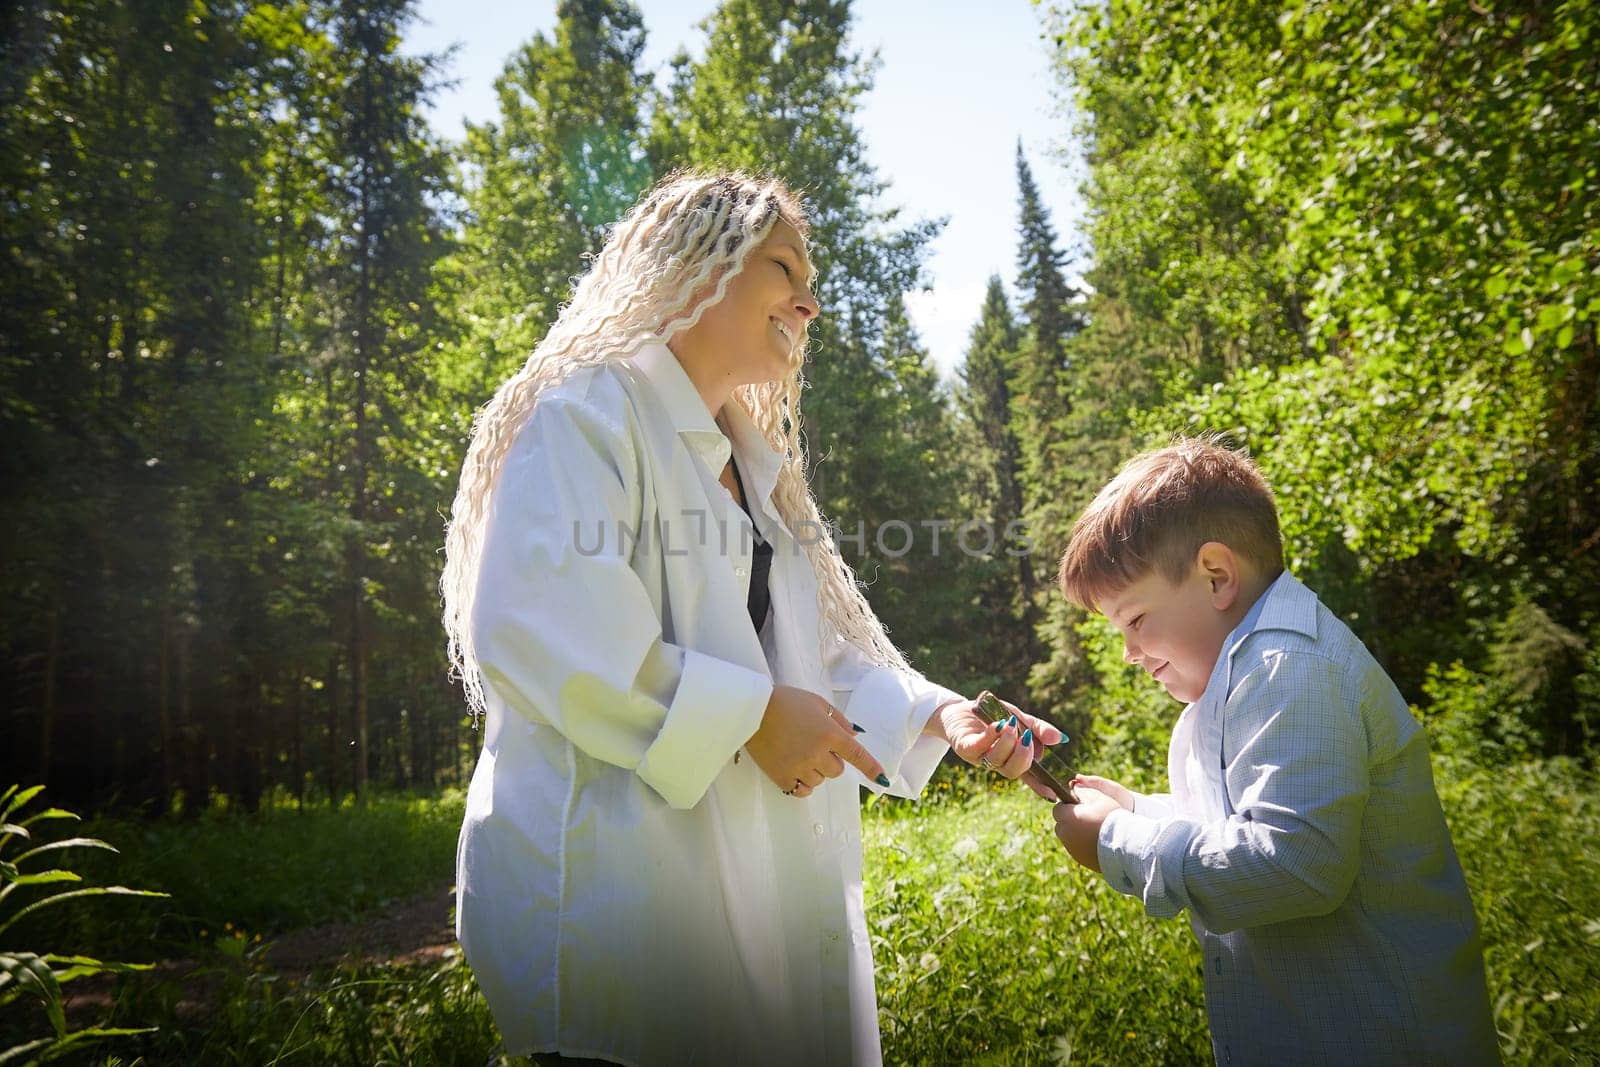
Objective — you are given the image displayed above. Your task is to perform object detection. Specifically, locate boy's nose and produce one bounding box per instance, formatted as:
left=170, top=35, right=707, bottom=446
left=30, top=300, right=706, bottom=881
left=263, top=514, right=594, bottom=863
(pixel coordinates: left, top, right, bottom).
left=1121, top=639, right=1139, bottom=664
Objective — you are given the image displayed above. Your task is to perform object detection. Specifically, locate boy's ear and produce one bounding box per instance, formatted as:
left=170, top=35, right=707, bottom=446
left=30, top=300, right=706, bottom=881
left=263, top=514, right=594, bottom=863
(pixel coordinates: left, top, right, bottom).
left=1195, top=542, right=1241, bottom=612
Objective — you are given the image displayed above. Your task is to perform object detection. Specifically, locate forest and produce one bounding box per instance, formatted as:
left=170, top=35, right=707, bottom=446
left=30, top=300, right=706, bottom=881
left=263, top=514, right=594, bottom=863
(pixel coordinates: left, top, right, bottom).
left=2, top=0, right=1596, bottom=1062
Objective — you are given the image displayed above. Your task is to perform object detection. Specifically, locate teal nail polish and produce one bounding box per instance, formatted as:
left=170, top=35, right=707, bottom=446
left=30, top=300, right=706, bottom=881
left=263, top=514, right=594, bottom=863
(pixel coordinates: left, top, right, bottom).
left=1022, top=728, right=1033, bottom=748
left=993, top=720, right=1003, bottom=732
left=853, top=722, right=866, bottom=733
left=875, top=774, right=892, bottom=788
left=1006, top=715, right=1017, bottom=728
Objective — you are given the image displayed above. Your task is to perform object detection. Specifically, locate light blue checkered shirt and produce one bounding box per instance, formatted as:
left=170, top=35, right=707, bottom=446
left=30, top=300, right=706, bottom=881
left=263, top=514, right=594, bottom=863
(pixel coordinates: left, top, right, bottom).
left=1098, top=572, right=1499, bottom=1065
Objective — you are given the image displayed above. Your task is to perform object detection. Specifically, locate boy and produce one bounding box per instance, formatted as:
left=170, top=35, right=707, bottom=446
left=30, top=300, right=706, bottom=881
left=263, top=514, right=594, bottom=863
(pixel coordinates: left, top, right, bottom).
left=1052, top=439, right=1497, bottom=1066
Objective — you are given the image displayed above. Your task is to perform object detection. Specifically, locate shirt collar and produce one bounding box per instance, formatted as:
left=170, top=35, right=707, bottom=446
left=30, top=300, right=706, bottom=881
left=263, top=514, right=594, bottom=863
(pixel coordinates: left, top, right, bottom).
left=628, top=339, right=787, bottom=528
left=1196, top=569, right=1316, bottom=709
left=718, top=400, right=786, bottom=527
left=629, top=340, right=728, bottom=467
left=1224, top=569, right=1317, bottom=665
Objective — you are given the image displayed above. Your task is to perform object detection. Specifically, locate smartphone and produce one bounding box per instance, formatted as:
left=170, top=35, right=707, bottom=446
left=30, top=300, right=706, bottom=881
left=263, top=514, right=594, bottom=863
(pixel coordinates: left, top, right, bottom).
left=975, top=691, right=1078, bottom=804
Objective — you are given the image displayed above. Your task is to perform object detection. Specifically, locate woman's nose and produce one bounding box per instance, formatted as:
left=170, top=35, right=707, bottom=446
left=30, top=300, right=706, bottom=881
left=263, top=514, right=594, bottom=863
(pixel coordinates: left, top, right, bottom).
left=795, top=287, right=820, bottom=321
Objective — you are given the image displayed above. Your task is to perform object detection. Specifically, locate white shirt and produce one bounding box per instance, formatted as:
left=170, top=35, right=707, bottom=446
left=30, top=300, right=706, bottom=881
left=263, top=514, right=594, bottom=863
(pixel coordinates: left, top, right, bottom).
left=1098, top=572, right=1498, bottom=1066
left=455, top=341, right=959, bottom=1066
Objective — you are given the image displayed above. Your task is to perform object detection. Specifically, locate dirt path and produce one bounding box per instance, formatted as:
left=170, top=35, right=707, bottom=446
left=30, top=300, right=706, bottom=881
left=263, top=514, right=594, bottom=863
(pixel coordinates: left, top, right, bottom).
left=62, top=882, right=459, bottom=1024
left=262, top=881, right=457, bottom=973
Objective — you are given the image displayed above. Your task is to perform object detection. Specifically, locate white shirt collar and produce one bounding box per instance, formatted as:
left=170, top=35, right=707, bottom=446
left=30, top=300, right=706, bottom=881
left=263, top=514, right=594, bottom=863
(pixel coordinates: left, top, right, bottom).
left=628, top=339, right=786, bottom=529
left=630, top=341, right=723, bottom=449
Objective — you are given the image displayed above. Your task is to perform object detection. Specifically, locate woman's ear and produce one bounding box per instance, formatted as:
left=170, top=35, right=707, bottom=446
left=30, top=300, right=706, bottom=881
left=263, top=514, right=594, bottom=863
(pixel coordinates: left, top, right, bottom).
left=1195, top=541, right=1241, bottom=612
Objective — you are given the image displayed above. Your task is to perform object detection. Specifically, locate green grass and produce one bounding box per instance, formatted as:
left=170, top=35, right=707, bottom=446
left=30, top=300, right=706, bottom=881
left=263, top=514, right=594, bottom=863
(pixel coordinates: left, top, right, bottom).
left=15, top=757, right=1599, bottom=1065
left=867, top=785, right=1209, bottom=1066
left=15, top=790, right=465, bottom=959
left=1438, top=758, right=1600, bottom=1063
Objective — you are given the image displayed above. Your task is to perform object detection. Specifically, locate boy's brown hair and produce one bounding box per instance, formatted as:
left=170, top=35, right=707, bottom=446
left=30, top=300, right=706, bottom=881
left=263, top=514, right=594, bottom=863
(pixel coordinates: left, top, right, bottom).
left=1058, top=437, right=1284, bottom=610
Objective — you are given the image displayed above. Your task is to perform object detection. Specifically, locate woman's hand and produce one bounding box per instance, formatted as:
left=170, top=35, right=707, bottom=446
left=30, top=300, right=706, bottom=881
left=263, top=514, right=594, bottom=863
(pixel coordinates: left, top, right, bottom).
left=747, top=685, right=889, bottom=798
left=925, top=695, right=1064, bottom=800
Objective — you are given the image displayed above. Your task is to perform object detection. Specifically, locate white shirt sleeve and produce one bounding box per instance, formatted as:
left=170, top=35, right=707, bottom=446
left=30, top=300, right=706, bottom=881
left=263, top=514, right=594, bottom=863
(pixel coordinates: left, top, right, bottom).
left=822, top=635, right=960, bottom=798
left=1097, top=651, right=1368, bottom=932
left=1132, top=792, right=1175, bottom=819
left=473, top=392, right=774, bottom=810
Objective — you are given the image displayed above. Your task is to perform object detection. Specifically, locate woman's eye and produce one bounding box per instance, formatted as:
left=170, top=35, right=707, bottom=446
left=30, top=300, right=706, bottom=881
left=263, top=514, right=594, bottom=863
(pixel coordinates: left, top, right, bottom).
left=773, top=259, right=792, bottom=277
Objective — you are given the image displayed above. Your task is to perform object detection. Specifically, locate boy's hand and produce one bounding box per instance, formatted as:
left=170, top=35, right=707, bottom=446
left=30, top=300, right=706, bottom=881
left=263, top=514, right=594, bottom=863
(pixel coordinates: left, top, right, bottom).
left=1052, top=786, right=1123, bottom=873
left=1072, top=774, right=1134, bottom=811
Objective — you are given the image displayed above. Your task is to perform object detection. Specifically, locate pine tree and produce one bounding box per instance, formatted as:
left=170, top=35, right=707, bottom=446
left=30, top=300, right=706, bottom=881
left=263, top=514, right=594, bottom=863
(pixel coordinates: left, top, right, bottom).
left=960, top=277, right=1036, bottom=608
left=449, top=0, right=653, bottom=390
left=315, top=0, right=455, bottom=802
left=1009, top=143, right=1088, bottom=549
left=956, top=276, right=1043, bottom=691
left=648, top=0, right=981, bottom=671
left=1015, top=143, right=1079, bottom=377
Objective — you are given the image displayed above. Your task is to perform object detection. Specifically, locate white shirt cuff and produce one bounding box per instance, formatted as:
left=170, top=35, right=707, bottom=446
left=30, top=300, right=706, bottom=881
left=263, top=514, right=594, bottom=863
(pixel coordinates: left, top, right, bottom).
left=1099, top=807, right=1163, bottom=898
left=839, top=671, right=960, bottom=798
left=635, top=648, right=772, bottom=809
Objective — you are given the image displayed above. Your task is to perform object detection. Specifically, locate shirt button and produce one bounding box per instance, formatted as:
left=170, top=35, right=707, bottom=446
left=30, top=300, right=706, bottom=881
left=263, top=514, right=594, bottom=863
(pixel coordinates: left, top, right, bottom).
left=1213, top=955, right=1223, bottom=974
left=812, top=822, right=825, bottom=837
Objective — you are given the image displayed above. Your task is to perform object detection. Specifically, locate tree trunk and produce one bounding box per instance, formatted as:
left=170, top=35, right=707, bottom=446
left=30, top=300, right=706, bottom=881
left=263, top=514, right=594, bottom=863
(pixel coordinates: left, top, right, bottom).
left=159, top=600, right=175, bottom=809
left=38, top=602, right=60, bottom=786
left=291, top=677, right=304, bottom=810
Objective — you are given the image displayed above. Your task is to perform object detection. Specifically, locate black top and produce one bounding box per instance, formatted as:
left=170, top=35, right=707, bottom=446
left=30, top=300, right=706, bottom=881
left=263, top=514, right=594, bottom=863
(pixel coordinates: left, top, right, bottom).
left=727, top=459, right=773, bottom=634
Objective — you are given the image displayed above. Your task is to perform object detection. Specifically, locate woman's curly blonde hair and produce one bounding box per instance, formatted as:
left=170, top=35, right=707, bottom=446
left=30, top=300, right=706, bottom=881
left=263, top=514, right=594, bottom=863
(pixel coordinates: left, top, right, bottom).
left=442, top=168, right=911, bottom=720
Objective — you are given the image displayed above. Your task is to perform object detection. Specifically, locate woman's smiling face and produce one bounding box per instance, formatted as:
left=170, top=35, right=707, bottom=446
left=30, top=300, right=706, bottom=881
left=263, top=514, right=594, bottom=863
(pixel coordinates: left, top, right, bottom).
left=670, top=219, right=819, bottom=387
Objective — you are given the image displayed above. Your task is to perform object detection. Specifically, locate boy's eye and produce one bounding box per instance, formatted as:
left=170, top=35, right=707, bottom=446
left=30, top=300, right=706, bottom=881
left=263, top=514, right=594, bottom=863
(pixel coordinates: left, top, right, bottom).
left=1131, top=615, right=1144, bottom=631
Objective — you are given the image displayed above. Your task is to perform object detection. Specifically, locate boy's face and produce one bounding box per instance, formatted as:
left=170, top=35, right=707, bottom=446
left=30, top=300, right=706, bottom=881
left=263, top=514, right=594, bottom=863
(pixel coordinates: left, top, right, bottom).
left=1098, top=562, right=1238, bottom=704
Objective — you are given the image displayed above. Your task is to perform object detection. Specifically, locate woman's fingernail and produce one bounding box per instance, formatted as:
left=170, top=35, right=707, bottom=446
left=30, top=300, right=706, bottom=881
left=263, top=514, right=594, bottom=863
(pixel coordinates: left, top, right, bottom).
left=853, top=722, right=866, bottom=733
left=1022, top=728, right=1033, bottom=748
left=1057, top=733, right=1070, bottom=745
left=993, top=720, right=1004, bottom=732
left=1006, top=715, right=1017, bottom=728
left=875, top=774, right=892, bottom=788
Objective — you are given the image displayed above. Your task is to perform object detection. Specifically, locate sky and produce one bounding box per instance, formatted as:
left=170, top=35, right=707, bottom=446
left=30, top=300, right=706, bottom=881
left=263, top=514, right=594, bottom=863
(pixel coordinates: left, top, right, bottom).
left=402, top=0, right=1085, bottom=381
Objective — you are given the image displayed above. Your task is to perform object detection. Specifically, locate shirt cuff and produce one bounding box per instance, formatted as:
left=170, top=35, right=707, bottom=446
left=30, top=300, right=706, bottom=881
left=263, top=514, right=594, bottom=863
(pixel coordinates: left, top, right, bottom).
left=1098, top=807, right=1163, bottom=898
left=839, top=670, right=961, bottom=798
left=635, top=648, right=772, bottom=809
left=1133, top=792, right=1176, bottom=820
left=1099, top=807, right=1193, bottom=920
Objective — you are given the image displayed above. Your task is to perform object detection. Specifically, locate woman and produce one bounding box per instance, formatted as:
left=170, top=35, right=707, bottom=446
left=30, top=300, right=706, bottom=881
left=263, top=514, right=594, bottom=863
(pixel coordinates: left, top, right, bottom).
left=443, top=170, right=1059, bottom=1066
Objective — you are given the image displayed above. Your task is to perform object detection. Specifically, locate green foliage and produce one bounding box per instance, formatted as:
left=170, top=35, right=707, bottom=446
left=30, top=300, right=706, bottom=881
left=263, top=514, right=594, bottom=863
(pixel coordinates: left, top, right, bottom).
left=7, top=757, right=1585, bottom=1064
left=868, top=787, right=1208, bottom=1066
left=871, top=751, right=1600, bottom=1065
left=104, top=951, right=498, bottom=1065
left=1, top=0, right=473, bottom=813
left=445, top=0, right=653, bottom=387
left=0, top=786, right=167, bottom=1065
left=647, top=0, right=987, bottom=677
left=1435, top=758, right=1600, bottom=1063
left=1037, top=0, right=1600, bottom=755
left=18, top=791, right=464, bottom=961
left=953, top=277, right=1043, bottom=694
left=1064, top=616, right=1179, bottom=788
